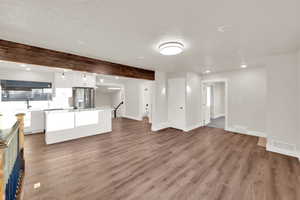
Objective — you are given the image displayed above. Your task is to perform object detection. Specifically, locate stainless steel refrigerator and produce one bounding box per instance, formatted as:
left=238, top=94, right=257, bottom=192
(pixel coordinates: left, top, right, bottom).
left=73, top=87, right=95, bottom=109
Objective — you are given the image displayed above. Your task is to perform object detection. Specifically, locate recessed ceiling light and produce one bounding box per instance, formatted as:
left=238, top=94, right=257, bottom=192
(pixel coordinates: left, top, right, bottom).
left=158, top=42, right=184, bottom=56
left=100, top=79, right=104, bottom=83
left=241, top=64, right=247, bottom=68
left=203, top=70, right=211, bottom=74
left=217, top=25, right=232, bottom=33
left=26, top=67, right=31, bottom=71
left=21, top=64, right=27, bottom=67
left=138, top=56, right=145, bottom=59
left=115, top=76, right=119, bottom=79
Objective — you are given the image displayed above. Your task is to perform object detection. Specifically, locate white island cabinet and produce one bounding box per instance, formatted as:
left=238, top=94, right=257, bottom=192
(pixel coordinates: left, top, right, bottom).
left=45, top=107, right=112, bottom=144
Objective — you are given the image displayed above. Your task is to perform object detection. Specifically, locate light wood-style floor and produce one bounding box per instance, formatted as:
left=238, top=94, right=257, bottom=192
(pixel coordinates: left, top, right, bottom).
left=23, top=118, right=300, bottom=200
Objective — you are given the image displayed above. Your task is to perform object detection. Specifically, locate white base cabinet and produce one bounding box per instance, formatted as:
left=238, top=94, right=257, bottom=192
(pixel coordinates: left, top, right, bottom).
left=45, top=108, right=112, bottom=144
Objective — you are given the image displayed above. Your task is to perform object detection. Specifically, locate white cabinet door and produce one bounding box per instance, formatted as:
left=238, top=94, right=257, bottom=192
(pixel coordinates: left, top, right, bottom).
left=54, top=72, right=73, bottom=88
left=86, top=74, right=96, bottom=88
left=168, top=78, right=186, bottom=130
left=30, top=111, right=45, bottom=133
left=72, top=72, right=95, bottom=88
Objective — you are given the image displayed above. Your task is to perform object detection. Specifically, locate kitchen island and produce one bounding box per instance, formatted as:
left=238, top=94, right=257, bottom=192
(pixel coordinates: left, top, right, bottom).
left=45, top=107, right=112, bottom=144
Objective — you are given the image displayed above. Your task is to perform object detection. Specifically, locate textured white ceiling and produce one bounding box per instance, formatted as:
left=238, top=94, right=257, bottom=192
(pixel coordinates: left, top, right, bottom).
left=0, top=0, right=299, bottom=73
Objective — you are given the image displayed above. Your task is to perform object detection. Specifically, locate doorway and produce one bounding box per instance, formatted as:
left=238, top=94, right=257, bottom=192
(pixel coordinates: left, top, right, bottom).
left=202, top=80, right=228, bottom=129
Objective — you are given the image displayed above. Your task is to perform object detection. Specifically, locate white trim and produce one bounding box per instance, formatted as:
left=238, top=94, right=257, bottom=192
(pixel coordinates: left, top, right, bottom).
left=266, top=142, right=298, bottom=158
left=225, top=127, right=266, bottom=137
left=25, top=129, right=44, bottom=135
left=151, top=122, right=169, bottom=131
left=123, top=115, right=142, bottom=121
left=247, top=130, right=267, bottom=137
left=183, top=123, right=202, bottom=132
left=212, top=113, right=225, bottom=119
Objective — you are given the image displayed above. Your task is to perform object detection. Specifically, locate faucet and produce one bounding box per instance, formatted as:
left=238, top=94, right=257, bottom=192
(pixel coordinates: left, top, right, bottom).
left=26, top=98, right=32, bottom=109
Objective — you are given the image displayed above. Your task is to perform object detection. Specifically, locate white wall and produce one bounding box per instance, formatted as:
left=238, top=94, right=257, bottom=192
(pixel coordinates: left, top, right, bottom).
left=124, top=80, right=143, bottom=120
left=212, top=82, right=225, bottom=118
left=266, top=53, right=299, bottom=157
left=141, top=82, right=153, bottom=121
left=111, top=90, right=124, bottom=117
left=185, top=72, right=202, bottom=130
left=203, top=67, right=266, bottom=135
left=151, top=71, right=168, bottom=131
left=297, top=51, right=300, bottom=154
left=95, top=89, right=112, bottom=107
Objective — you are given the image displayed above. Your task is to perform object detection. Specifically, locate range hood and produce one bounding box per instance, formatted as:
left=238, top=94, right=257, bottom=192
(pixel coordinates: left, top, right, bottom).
left=0, top=80, right=52, bottom=90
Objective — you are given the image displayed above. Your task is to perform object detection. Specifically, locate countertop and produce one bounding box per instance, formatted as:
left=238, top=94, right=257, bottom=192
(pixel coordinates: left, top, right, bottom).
left=44, top=107, right=113, bottom=114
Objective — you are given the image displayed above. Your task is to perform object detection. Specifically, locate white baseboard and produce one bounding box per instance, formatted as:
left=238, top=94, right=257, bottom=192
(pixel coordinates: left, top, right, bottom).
left=183, top=123, right=203, bottom=132
left=266, top=141, right=298, bottom=158
left=25, top=129, right=45, bottom=135
left=151, top=122, right=169, bottom=131
left=212, top=113, right=225, bottom=119
left=225, top=127, right=266, bottom=137
left=123, top=115, right=142, bottom=121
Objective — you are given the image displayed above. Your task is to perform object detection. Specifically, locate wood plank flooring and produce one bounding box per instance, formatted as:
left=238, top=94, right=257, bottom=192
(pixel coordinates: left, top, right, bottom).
left=23, top=118, right=300, bottom=200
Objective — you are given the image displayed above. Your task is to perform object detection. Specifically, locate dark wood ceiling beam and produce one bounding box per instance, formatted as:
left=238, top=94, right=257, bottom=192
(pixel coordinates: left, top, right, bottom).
left=0, top=39, right=155, bottom=80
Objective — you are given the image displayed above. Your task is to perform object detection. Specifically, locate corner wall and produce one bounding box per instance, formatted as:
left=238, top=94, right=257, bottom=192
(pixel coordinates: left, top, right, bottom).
left=202, top=67, right=266, bottom=136
left=151, top=71, right=168, bottom=131
left=124, top=80, right=143, bottom=121
left=185, top=72, right=202, bottom=131
left=265, top=53, right=299, bottom=157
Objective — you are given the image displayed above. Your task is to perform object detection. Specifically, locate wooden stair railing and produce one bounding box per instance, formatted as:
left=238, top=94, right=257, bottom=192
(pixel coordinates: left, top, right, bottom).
left=0, top=113, right=25, bottom=200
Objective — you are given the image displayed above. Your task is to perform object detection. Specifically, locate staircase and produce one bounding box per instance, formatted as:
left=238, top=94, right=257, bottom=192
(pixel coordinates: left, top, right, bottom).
left=0, top=113, right=25, bottom=200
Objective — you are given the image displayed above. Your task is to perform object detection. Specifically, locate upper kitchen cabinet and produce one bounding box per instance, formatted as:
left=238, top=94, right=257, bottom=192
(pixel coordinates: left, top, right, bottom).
left=72, top=72, right=96, bottom=88
left=54, top=72, right=96, bottom=88
left=54, top=72, right=73, bottom=88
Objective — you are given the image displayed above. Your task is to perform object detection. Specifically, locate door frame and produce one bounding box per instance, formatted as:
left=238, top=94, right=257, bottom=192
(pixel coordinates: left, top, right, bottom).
left=201, top=79, right=228, bottom=130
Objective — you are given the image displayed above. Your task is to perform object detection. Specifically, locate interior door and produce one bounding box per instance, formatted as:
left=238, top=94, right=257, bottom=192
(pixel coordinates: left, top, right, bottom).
left=202, top=85, right=211, bottom=125
left=168, top=78, right=185, bottom=130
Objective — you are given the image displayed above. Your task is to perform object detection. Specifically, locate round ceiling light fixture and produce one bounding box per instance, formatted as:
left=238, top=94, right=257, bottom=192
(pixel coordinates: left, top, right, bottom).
left=158, top=42, right=184, bottom=56
left=241, top=64, right=247, bottom=68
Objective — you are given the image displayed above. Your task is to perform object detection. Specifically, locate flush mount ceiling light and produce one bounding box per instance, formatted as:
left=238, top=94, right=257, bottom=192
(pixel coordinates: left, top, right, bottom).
left=158, top=42, right=184, bottom=56
left=241, top=64, right=247, bottom=68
